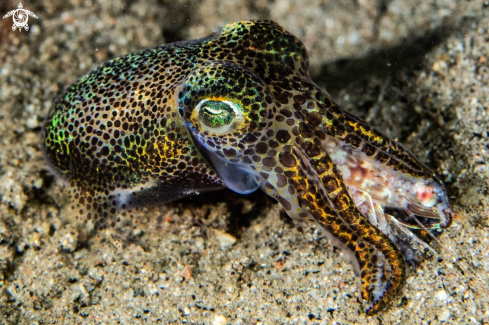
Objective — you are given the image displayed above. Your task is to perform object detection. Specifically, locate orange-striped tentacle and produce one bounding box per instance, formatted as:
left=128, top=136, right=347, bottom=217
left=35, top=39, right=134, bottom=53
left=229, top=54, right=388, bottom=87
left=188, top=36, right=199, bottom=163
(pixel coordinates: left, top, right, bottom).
left=279, top=146, right=406, bottom=314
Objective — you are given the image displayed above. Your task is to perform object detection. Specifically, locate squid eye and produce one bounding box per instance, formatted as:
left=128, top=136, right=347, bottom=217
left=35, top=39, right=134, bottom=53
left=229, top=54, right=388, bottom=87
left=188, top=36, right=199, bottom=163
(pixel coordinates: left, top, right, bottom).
left=195, top=99, right=242, bottom=134
left=199, top=101, right=234, bottom=127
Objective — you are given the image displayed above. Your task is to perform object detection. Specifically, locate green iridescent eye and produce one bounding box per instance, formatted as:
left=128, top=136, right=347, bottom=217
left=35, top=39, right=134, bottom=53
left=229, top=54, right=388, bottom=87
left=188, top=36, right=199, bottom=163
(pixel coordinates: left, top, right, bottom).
left=199, top=101, right=234, bottom=128
left=194, top=99, right=242, bottom=134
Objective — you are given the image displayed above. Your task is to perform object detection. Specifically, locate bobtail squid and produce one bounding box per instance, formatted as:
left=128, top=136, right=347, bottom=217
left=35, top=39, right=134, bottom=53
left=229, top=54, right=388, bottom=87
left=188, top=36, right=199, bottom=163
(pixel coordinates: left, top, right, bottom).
left=42, top=20, right=454, bottom=314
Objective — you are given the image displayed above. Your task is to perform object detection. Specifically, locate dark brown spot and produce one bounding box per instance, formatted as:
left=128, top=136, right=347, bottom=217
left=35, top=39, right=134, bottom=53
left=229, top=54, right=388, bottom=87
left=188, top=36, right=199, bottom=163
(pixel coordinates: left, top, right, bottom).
left=284, top=170, right=296, bottom=177
left=315, top=130, right=326, bottom=140
left=262, top=157, right=276, bottom=167
left=267, top=150, right=277, bottom=157
left=306, top=112, right=322, bottom=127
left=277, top=174, right=287, bottom=187
left=322, top=175, right=338, bottom=193
left=274, top=92, right=290, bottom=104
left=374, top=151, right=389, bottom=163
left=223, top=148, right=236, bottom=157
left=280, top=109, right=292, bottom=117
left=288, top=185, right=295, bottom=195
left=244, top=148, right=255, bottom=156
left=243, top=133, right=258, bottom=143
left=293, top=95, right=306, bottom=105
left=268, top=140, right=279, bottom=148
left=362, top=143, right=376, bottom=156
left=299, top=122, right=312, bottom=138
left=256, top=142, right=268, bottom=154
left=344, top=134, right=361, bottom=148
left=279, top=153, right=296, bottom=167
left=276, top=130, right=291, bottom=143
left=277, top=196, right=292, bottom=211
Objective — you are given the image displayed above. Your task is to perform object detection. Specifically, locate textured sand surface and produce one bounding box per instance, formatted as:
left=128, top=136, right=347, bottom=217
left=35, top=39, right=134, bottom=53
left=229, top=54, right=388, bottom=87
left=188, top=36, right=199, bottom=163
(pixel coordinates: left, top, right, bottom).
left=0, top=0, right=488, bottom=324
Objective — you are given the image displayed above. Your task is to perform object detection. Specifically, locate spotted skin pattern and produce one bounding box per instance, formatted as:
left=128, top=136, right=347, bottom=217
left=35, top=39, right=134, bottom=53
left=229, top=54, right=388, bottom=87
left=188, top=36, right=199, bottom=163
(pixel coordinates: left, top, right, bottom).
left=43, top=20, right=454, bottom=315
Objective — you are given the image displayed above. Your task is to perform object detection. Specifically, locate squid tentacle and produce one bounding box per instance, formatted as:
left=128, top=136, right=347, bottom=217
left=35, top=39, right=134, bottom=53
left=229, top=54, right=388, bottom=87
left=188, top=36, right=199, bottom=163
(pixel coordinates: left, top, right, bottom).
left=288, top=146, right=406, bottom=315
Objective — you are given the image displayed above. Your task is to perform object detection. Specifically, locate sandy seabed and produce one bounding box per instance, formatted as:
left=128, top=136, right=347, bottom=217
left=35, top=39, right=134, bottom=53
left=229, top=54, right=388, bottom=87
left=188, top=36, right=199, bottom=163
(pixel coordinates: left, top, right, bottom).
left=0, top=0, right=488, bottom=324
